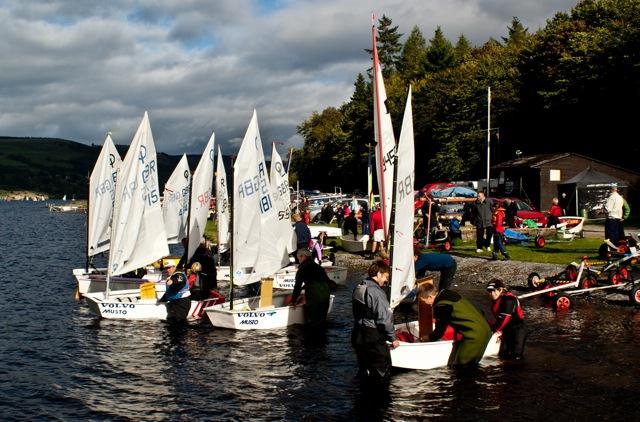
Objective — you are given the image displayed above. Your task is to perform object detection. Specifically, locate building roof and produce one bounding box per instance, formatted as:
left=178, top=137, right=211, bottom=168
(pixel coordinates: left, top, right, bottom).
left=493, top=152, right=639, bottom=175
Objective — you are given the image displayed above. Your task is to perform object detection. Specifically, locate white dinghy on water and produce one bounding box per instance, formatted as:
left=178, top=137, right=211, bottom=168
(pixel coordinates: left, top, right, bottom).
left=204, top=111, right=334, bottom=330
left=84, top=113, right=222, bottom=320
left=387, top=87, right=499, bottom=369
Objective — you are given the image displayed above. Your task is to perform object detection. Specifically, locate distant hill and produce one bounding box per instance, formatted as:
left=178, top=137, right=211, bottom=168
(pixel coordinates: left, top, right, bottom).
left=0, top=137, right=219, bottom=198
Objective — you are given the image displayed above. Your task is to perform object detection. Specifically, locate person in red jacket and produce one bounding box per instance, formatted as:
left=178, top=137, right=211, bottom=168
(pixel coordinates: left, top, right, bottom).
left=368, top=204, right=384, bottom=259
left=547, top=197, right=563, bottom=228
left=491, top=202, right=510, bottom=261
left=487, top=279, right=526, bottom=359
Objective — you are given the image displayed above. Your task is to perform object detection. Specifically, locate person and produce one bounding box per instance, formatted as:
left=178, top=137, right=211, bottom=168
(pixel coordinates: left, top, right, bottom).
left=343, top=202, right=351, bottom=219
left=310, top=231, right=327, bottom=264
left=335, top=203, right=345, bottom=228
left=289, top=248, right=336, bottom=328
left=187, top=261, right=206, bottom=300
left=351, top=195, right=359, bottom=214
left=417, top=283, right=493, bottom=368
left=491, top=202, right=510, bottom=261
left=547, top=197, right=563, bottom=228
left=159, top=262, right=191, bottom=323
left=486, top=279, right=526, bottom=360
left=189, top=242, right=218, bottom=292
left=503, top=198, right=518, bottom=228
left=620, top=196, right=631, bottom=239
left=293, top=213, right=312, bottom=262
left=303, top=208, right=310, bottom=225
left=360, top=202, right=370, bottom=237
left=604, top=184, right=624, bottom=244
left=413, top=248, right=457, bottom=291
left=176, top=237, right=189, bottom=270
left=351, top=260, right=399, bottom=382
left=369, top=203, right=385, bottom=258
left=321, top=202, right=334, bottom=224
left=472, top=191, right=493, bottom=253
left=343, top=212, right=358, bottom=240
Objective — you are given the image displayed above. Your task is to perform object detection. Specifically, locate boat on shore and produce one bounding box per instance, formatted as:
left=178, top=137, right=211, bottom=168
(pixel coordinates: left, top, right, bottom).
left=340, top=234, right=372, bottom=254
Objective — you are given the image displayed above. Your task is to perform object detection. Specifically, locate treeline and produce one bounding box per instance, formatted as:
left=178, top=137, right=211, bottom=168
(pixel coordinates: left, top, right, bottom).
left=290, top=0, right=640, bottom=192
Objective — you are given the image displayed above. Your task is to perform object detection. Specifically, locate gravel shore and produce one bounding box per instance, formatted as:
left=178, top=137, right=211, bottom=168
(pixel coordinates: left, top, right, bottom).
left=334, top=251, right=566, bottom=290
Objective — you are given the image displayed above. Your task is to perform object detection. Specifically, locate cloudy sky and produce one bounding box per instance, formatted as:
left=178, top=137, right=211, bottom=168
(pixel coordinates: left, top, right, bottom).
left=0, top=0, right=577, bottom=155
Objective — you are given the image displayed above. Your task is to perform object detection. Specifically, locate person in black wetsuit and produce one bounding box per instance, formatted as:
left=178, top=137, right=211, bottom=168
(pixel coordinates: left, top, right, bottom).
left=351, top=260, right=399, bottom=383
left=289, top=248, right=336, bottom=328
left=487, top=279, right=526, bottom=359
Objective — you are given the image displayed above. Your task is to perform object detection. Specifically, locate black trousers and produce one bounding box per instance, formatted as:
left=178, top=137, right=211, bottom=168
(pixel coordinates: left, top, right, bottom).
left=166, top=297, right=191, bottom=323
left=351, top=325, right=391, bottom=382
left=500, top=323, right=527, bottom=358
left=476, top=227, right=493, bottom=249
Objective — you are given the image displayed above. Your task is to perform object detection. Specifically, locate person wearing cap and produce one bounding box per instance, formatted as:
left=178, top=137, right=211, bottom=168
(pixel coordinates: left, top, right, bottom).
left=159, top=261, right=191, bottom=323
left=288, top=248, right=335, bottom=328
left=604, top=184, right=624, bottom=244
left=487, top=279, right=526, bottom=359
left=417, top=283, right=492, bottom=368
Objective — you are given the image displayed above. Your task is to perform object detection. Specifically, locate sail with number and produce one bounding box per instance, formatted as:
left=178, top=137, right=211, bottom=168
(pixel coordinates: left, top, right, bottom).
left=390, top=87, right=416, bottom=309
left=270, top=143, right=296, bottom=254
left=88, top=134, right=122, bottom=256
left=372, top=18, right=397, bottom=237
left=162, top=154, right=191, bottom=244
left=233, top=110, right=289, bottom=285
left=216, top=146, right=230, bottom=253
left=186, top=132, right=216, bottom=260
left=109, top=112, right=168, bottom=276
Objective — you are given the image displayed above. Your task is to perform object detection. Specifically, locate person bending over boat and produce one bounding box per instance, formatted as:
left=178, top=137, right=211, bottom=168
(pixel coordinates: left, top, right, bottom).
left=418, top=284, right=492, bottom=368
left=159, top=262, right=191, bottom=323
left=413, top=248, right=457, bottom=291
left=351, top=261, right=399, bottom=383
left=288, top=249, right=336, bottom=328
left=487, top=279, right=526, bottom=360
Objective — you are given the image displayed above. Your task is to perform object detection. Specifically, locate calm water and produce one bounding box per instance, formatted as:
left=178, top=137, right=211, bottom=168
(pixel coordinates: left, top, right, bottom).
left=1, top=201, right=639, bottom=421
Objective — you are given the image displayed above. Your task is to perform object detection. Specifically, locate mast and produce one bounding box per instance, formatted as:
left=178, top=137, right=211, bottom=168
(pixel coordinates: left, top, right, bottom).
left=85, top=171, right=90, bottom=272
left=184, top=173, right=193, bottom=269
left=386, top=152, right=399, bottom=302
left=229, top=155, right=235, bottom=310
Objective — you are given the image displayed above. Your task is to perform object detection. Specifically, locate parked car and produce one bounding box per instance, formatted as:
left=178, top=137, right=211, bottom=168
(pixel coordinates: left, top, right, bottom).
left=490, top=197, right=548, bottom=227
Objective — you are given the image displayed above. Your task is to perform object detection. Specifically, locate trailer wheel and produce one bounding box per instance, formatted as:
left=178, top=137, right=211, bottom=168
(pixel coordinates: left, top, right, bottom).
left=565, top=264, right=578, bottom=281
left=578, top=274, right=598, bottom=289
left=629, top=285, right=640, bottom=307
left=535, top=236, right=545, bottom=248
left=599, top=243, right=611, bottom=260
left=443, top=238, right=452, bottom=252
left=528, top=272, right=543, bottom=289
left=619, top=266, right=629, bottom=280
left=553, top=294, right=572, bottom=311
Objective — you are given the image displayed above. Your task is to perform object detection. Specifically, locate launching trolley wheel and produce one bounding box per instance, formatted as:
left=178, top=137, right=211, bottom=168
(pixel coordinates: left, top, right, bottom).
left=608, top=270, right=623, bottom=285
left=629, top=284, right=640, bottom=307
left=535, top=236, right=545, bottom=248
left=618, top=266, right=629, bottom=280
left=599, top=243, right=611, bottom=260
left=528, top=272, right=543, bottom=289
left=553, top=294, right=572, bottom=311
left=565, top=264, right=578, bottom=281
left=578, top=274, right=598, bottom=290
left=443, top=238, right=452, bottom=252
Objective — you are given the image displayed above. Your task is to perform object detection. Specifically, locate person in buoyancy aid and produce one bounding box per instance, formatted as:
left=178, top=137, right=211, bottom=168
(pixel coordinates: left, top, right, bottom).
left=351, top=260, right=399, bottom=382
left=159, top=261, right=191, bottom=323
left=486, top=279, right=526, bottom=359
left=188, top=262, right=205, bottom=300
left=418, top=283, right=492, bottom=368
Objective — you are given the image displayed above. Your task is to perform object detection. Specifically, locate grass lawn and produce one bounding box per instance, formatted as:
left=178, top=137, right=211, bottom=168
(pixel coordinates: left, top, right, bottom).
left=449, top=237, right=604, bottom=265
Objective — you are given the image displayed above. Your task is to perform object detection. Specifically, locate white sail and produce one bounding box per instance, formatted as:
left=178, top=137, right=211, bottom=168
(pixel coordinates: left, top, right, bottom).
left=270, top=143, right=296, bottom=254
left=88, top=134, right=121, bottom=256
left=233, top=110, right=289, bottom=285
left=109, top=112, right=169, bottom=276
left=372, top=21, right=397, bottom=238
left=390, top=87, right=416, bottom=309
left=162, top=154, right=191, bottom=244
left=216, top=146, right=230, bottom=253
left=187, top=132, right=216, bottom=260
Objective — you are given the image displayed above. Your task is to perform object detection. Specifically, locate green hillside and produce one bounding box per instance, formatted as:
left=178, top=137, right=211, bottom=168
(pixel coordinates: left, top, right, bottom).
left=0, top=137, right=188, bottom=198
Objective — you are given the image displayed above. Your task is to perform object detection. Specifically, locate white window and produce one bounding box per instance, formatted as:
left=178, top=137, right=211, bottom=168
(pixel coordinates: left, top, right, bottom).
left=549, top=169, right=561, bottom=181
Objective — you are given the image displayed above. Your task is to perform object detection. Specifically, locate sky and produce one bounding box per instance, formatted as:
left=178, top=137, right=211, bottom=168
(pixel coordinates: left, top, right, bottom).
left=0, top=0, right=578, bottom=156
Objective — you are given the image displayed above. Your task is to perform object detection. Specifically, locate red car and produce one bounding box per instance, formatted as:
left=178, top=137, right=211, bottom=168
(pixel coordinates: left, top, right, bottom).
left=491, top=197, right=548, bottom=227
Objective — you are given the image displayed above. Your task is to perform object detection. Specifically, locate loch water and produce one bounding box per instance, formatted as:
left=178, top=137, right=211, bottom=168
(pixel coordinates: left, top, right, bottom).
left=1, top=201, right=639, bottom=421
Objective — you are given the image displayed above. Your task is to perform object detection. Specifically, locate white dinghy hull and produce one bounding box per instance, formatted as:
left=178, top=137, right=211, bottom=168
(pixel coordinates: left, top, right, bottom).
left=84, top=289, right=224, bottom=320
left=390, top=321, right=501, bottom=370
left=73, top=268, right=164, bottom=296
left=203, top=292, right=335, bottom=330
left=340, top=234, right=372, bottom=253
left=271, top=265, right=349, bottom=289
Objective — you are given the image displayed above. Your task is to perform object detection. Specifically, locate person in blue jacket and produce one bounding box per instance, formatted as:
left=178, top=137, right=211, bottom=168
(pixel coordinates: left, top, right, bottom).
left=414, top=248, right=457, bottom=291
left=159, top=262, right=191, bottom=323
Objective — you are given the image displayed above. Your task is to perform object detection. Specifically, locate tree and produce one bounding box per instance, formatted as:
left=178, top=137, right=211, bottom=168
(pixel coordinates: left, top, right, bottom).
left=502, top=16, right=529, bottom=48
left=398, top=26, right=428, bottom=83
left=426, top=27, right=456, bottom=73
left=454, top=34, right=473, bottom=65
left=367, top=14, right=403, bottom=77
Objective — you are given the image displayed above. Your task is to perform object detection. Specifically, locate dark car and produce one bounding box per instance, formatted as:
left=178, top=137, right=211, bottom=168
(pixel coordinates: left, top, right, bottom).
left=491, top=197, right=548, bottom=227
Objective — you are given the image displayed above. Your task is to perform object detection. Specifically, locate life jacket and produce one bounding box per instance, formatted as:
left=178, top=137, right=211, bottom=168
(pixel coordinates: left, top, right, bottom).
left=491, top=291, right=524, bottom=321
left=352, top=281, right=376, bottom=323
left=166, top=272, right=191, bottom=301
